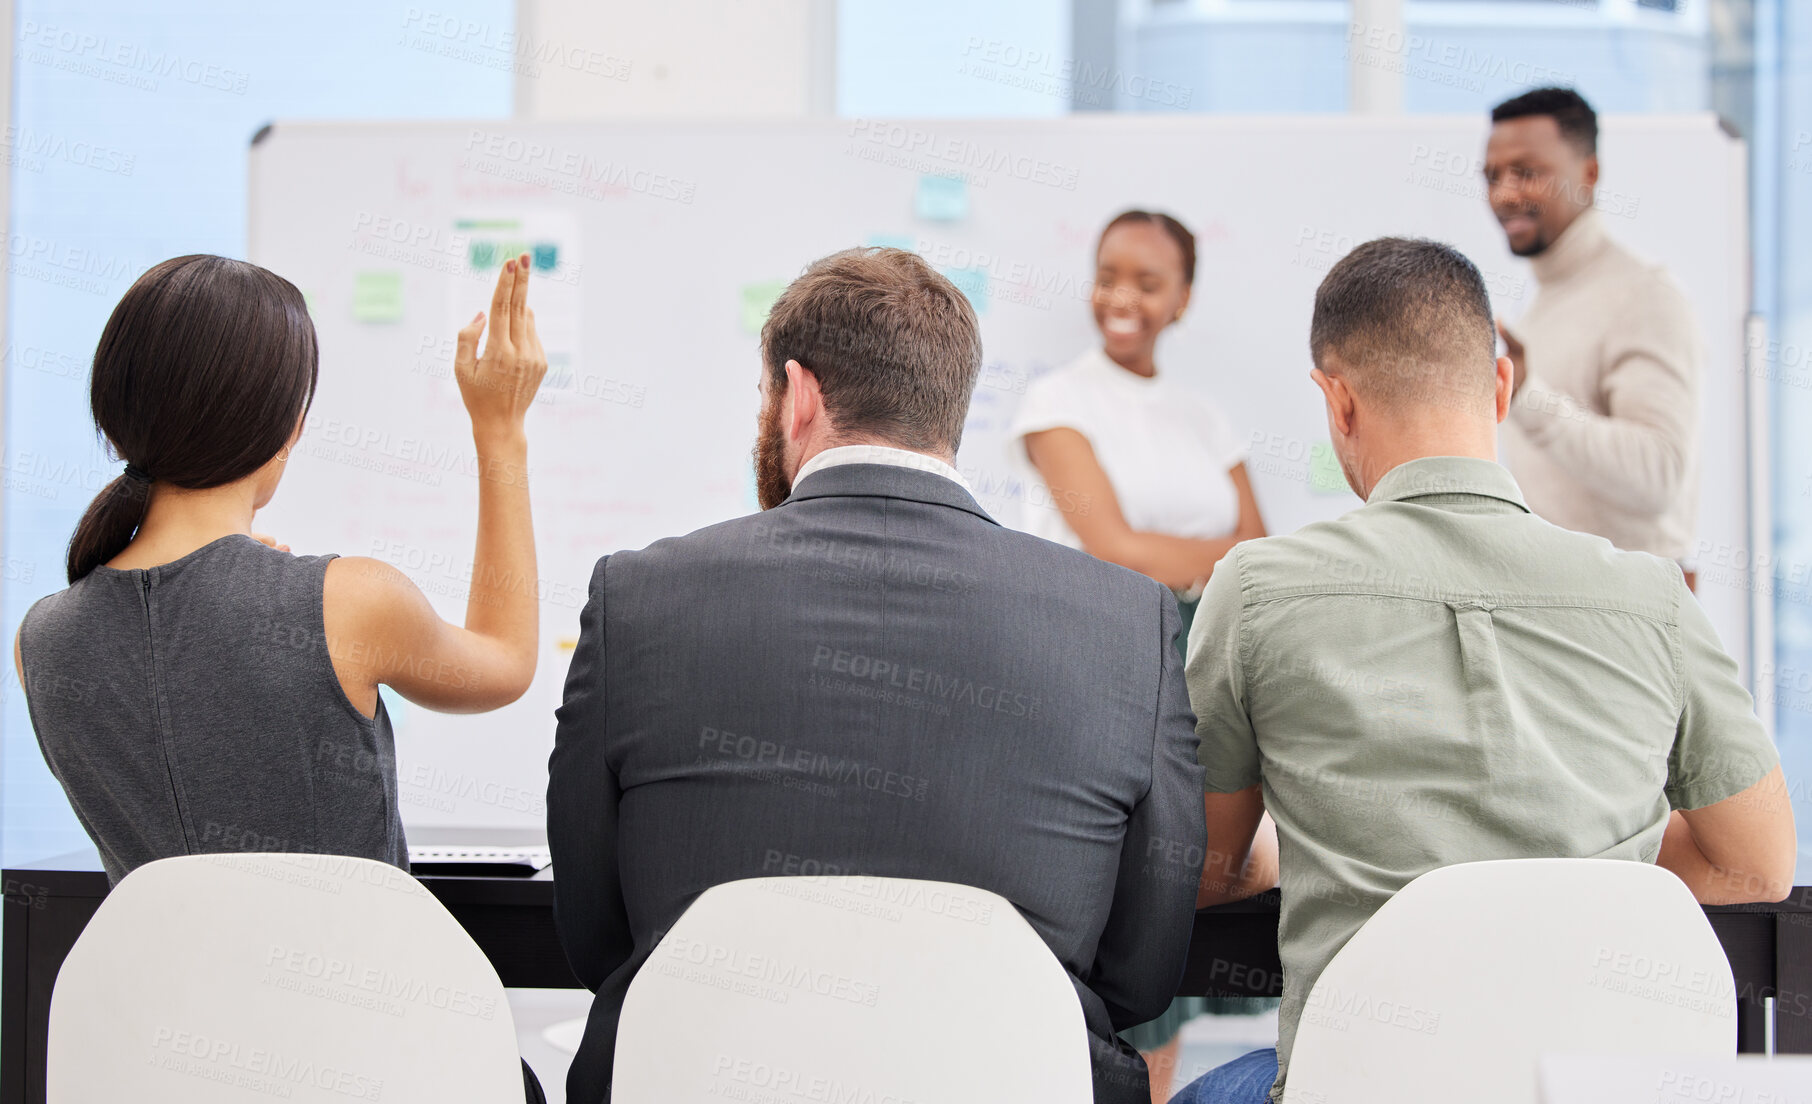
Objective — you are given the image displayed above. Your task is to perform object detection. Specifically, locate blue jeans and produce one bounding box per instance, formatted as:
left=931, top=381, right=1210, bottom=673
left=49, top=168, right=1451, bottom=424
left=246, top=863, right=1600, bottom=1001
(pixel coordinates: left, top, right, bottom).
left=1171, top=1048, right=1278, bottom=1104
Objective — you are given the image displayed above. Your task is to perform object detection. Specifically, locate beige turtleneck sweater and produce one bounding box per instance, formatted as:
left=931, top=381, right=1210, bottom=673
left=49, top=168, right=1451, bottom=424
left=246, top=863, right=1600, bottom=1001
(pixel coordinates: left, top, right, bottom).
left=1501, top=208, right=1701, bottom=561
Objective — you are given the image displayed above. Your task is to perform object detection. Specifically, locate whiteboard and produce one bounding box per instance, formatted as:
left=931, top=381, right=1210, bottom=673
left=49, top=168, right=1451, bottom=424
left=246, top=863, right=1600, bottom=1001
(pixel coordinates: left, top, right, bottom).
left=249, top=115, right=1753, bottom=831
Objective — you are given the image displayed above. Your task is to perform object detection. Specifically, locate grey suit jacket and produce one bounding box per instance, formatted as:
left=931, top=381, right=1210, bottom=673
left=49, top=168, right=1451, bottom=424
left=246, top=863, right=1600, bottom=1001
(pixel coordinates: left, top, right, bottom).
left=547, top=463, right=1205, bottom=1104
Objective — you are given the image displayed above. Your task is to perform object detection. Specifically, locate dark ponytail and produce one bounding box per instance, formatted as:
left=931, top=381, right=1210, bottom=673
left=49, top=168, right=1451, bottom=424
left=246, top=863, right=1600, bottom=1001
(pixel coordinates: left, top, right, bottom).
left=66, top=255, right=318, bottom=583
left=65, top=470, right=156, bottom=586
left=1098, top=209, right=1197, bottom=286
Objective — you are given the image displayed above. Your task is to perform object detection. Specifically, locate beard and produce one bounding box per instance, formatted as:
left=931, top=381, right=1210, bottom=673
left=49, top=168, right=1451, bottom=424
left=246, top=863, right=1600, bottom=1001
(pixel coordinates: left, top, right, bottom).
left=1508, top=231, right=1551, bottom=258
left=1500, top=205, right=1551, bottom=257
left=753, top=388, right=793, bottom=510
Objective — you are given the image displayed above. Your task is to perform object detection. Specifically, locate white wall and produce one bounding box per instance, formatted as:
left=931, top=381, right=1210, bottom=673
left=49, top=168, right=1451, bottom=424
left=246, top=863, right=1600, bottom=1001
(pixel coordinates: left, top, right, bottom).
left=515, top=0, right=1075, bottom=121
left=513, top=0, right=836, bottom=119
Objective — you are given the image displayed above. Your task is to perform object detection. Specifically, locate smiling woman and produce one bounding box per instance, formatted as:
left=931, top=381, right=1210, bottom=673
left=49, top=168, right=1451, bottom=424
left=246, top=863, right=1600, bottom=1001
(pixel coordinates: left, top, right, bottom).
left=1012, top=210, right=1266, bottom=601
left=1009, top=209, right=1273, bottom=1104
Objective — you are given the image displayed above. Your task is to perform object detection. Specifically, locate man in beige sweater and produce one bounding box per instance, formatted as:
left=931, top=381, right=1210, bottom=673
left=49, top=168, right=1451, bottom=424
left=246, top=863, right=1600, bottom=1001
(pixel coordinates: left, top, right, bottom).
left=1484, top=87, right=1701, bottom=580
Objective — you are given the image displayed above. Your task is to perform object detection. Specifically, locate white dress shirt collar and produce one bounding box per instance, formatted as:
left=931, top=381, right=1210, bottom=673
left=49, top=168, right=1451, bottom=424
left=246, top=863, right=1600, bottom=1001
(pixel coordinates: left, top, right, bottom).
left=792, top=444, right=973, bottom=494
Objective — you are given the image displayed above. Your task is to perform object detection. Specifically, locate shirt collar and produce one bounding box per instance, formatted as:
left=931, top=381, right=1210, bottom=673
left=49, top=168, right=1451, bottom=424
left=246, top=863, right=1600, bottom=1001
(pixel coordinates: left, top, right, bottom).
left=781, top=460, right=996, bottom=526
left=1529, top=207, right=1610, bottom=286
left=793, top=444, right=973, bottom=494
left=1366, top=456, right=1530, bottom=513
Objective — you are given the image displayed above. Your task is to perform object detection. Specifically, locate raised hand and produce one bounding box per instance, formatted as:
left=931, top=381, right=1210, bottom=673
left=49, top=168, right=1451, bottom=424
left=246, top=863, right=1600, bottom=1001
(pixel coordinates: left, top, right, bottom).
left=454, top=253, right=549, bottom=441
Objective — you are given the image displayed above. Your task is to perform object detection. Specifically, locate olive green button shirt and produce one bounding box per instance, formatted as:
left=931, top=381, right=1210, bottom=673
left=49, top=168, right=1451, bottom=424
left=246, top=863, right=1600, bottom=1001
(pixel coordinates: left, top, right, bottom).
left=1185, top=455, right=1778, bottom=1101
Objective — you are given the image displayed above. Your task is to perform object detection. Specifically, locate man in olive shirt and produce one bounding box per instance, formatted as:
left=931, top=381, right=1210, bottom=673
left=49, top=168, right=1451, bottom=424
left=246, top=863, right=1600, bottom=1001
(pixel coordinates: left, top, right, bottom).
left=1171, top=238, right=1794, bottom=1104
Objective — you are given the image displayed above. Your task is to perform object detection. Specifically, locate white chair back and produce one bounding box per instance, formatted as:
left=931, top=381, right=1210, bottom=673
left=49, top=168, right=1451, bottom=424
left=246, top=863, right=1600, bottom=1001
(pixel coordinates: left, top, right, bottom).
left=1288, top=858, right=1734, bottom=1104
left=48, top=853, right=522, bottom=1103
left=1538, top=1054, right=1812, bottom=1103
left=613, top=875, right=1092, bottom=1103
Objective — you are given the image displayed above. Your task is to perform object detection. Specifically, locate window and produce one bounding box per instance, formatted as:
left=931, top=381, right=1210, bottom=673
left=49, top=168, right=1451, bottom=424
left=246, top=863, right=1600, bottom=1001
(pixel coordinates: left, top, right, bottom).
left=2, top=0, right=514, bottom=864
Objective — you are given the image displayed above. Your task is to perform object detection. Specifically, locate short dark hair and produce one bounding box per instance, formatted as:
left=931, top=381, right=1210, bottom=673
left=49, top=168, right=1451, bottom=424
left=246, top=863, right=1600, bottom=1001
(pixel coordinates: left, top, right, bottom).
left=1309, top=238, right=1497, bottom=411
left=761, top=247, right=982, bottom=454
left=1098, top=210, right=1196, bottom=286
left=1492, top=86, right=1598, bottom=156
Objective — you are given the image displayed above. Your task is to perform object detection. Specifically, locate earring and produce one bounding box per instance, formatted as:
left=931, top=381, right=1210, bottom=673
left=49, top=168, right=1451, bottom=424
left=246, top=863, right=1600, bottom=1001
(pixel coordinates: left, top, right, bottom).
left=276, top=449, right=290, bottom=463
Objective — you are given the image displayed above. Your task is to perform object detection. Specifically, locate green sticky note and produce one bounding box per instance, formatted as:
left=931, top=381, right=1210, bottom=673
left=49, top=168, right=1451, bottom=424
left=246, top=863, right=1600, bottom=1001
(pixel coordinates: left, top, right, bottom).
left=740, top=280, right=788, bottom=334
left=1308, top=441, right=1347, bottom=494
left=915, top=174, right=968, bottom=221
left=352, top=271, right=403, bottom=323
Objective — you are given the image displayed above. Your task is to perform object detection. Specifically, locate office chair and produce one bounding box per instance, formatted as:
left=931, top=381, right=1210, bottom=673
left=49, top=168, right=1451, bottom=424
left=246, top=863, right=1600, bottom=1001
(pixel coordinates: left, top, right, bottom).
left=613, top=875, right=1093, bottom=1103
left=1287, top=858, right=1735, bottom=1104
left=48, top=852, right=523, bottom=1102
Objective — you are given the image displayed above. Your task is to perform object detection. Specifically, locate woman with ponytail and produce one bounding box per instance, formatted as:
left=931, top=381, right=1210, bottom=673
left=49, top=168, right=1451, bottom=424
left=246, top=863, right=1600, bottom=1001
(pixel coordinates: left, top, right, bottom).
left=16, top=252, right=548, bottom=886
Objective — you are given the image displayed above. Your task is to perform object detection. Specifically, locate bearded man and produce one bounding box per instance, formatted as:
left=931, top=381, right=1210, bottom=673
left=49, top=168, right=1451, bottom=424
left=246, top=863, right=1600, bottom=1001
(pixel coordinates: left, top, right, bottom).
left=546, top=247, right=1205, bottom=1104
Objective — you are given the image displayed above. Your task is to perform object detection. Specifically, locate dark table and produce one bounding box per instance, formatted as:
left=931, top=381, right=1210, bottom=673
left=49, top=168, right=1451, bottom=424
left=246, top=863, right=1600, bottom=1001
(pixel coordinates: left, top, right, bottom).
left=6, top=851, right=1811, bottom=1103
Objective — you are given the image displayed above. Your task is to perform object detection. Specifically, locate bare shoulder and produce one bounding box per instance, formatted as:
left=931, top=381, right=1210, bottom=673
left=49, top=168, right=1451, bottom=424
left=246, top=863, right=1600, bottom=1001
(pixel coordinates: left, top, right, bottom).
left=323, top=556, right=431, bottom=631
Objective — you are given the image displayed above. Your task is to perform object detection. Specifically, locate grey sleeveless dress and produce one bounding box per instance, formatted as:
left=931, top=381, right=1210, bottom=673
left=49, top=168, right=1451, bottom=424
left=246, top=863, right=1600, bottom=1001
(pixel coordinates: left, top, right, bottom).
left=19, top=534, right=406, bottom=884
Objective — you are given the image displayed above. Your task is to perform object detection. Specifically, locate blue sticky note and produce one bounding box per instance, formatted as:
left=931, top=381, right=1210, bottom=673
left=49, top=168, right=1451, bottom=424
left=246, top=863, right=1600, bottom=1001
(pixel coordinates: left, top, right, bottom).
left=915, top=175, right=968, bottom=222
left=940, top=266, right=988, bottom=316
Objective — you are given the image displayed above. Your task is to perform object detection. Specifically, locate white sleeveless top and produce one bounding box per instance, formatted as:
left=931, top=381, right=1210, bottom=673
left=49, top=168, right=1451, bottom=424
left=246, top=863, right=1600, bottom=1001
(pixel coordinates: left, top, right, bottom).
left=1008, top=347, right=1246, bottom=549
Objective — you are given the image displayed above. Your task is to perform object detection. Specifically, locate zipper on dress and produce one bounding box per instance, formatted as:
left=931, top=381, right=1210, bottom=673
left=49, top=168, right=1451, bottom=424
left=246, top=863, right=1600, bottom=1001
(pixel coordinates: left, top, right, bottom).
left=138, top=570, right=190, bottom=846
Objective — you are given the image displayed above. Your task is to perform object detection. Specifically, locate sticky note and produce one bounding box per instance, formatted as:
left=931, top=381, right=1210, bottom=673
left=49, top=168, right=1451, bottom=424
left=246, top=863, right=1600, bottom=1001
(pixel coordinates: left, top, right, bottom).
left=1308, top=441, right=1347, bottom=494
left=915, top=175, right=968, bottom=221
left=352, top=271, right=404, bottom=323
left=740, top=280, right=789, bottom=334
left=940, top=266, right=988, bottom=316
left=866, top=233, right=916, bottom=251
